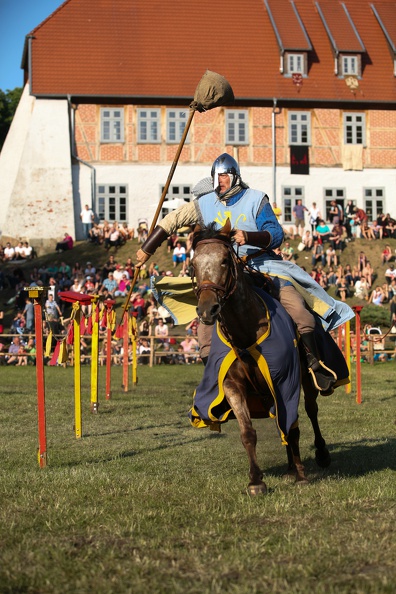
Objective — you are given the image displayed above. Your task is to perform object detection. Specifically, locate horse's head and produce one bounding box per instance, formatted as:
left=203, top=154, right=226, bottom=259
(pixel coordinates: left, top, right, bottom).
left=191, top=219, right=238, bottom=325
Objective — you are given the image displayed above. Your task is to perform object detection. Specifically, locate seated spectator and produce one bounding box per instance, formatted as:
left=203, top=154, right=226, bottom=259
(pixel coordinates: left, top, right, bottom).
left=314, top=220, right=331, bottom=243
left=311, top=240, right=325, bottom=266
left=14, top=241, right=25, bottom=260
left=361, top=261, right=374, bottom=288
left=326, top=266, right=338, bottom=286
left=326, top=246, right=338, bottom=267
left=180, top=335, right=199, bottom=364
left=114, top=274, right=130, bottom=298
left=82, top=276, right=96, bottom=294
left=22, top=241, right=33, bottom=259
left=173, top=242, right=186, bottom=269
left=154, top=318, right=168, bottom=344
left=384, top=214, right=396, bottom=239
left=55, top=233, right=74, bottom=252
left=100, top=272, right=118, bottom=297
left=281, top=242, right=294, bottom=261
left=301, top=230, right=313, bottom=250
left=138, top=338, right=151, bottom=364
left=360, top=220, right=376, bottom=240
left=167, top=232, right=179, bottom=252
left=335, top=277, right=350, bottom=302
left=131, top=293, right=146, bottom=320
left=4, top=242, right=15, bottom=261
left=105, top=224, right=121, bottom=250
left=354, top=277, right=369, bottom=300
left=381, top=244, right=393, bottom=264
left=185, top=317, right=199, bottom=337
left=330, top=224, right=345, bottom=251
left=137, top=221, right=148, bottom=244
left=343, top=264, right=354, bottom=286
left=139, top=320, right=151, bottom=337
left=89, top=223, right=103, bottom=245
left=385, top=264, right=396, bottom=285
left=369, top=285, right=385, bottom=306
left=70, top=278, right=83, bottom=293
left=6, top=336, right=23, bottom=365
left=381, top=283, right=390, bottom=304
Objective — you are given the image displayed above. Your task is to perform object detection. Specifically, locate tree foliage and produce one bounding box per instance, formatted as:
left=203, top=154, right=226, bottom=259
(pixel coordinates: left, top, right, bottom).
left=0, top=87, right=23, bottom=151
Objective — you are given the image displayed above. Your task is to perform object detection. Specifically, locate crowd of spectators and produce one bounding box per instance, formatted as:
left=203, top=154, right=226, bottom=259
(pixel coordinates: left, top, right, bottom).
left=1, top=203, right=395, bottom=366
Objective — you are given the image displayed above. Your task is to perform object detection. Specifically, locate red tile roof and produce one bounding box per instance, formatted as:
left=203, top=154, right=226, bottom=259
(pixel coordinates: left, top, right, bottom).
left=23, top=0, right=396, bottom=105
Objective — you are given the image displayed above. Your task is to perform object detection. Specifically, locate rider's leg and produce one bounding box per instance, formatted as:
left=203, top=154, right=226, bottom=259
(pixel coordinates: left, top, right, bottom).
left=278, top=285, right=337, bottom=394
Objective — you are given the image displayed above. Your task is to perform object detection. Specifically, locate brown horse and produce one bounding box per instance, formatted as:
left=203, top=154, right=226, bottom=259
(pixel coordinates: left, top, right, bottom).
left=190, top=220, right=331, bottom=495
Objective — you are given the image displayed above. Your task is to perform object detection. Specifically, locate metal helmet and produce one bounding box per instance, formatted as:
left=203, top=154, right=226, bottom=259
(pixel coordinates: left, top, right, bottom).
left=211, top=153, right=241, bottom=195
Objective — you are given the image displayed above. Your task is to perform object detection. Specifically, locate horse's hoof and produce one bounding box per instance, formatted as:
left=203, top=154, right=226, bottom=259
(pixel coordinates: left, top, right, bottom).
left=247, top=483, right=267, bottom=496
left=315, top=449, right=331, bottom=468
left=295, top=476, right=310, bottom=486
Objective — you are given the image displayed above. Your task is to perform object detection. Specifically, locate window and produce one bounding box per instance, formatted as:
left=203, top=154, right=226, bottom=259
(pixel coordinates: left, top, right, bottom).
left=341, top=55, right=358, bottom=76
left=137, top=109, right=161, bottom=143
left=343, top=112, right=366, bottom=145
left=97, top=185, right=128, bottom=222
left=287, top=53, right=305, bottom=74
left=226, top=110, right=248, bottom=145
left=166, top=109, right=190, bottom=143
left=288, top=111, right=311, bottom=145
left=101, top=108, right=124, bottom=142
left=281, top=186, right=304, bottom=222
left=324, top=188, right=345, bottom=221
left=364, top=188, right=384, bottom=221
left=160, top=185, right=192, bottom=219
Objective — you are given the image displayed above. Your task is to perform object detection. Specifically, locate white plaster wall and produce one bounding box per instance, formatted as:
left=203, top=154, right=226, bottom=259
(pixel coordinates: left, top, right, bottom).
left=89, top=162, right=396, bottom=232
left=0, top=84, right=34, bottom=235
left=2, top=97, right=74, bottom=245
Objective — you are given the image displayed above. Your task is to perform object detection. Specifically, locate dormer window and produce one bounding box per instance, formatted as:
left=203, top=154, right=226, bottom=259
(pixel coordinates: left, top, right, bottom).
left=287, top=53, right=306, bottom=75
left=341, top=55, right=360, bottom=77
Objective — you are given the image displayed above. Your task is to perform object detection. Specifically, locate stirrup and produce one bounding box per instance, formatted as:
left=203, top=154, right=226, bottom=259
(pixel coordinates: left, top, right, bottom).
left=308, top=360, right=337, bottom=393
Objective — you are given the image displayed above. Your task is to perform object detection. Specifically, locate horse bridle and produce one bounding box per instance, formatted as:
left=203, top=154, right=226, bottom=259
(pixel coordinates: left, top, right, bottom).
left=191, top=238, right=240, bottom=305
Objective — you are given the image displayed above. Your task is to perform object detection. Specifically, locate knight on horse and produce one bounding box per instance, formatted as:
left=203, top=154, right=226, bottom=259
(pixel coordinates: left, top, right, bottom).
left=136, top=153, right=354, bottom=395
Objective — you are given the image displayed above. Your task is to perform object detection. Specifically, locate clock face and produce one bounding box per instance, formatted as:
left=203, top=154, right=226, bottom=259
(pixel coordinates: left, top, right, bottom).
left=345, top=76, right=359, bottom=90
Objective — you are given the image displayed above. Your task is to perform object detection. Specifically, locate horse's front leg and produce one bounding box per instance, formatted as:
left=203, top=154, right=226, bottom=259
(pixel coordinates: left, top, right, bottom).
left=302, top=373, right=331, bottom=468
left=223, top=378, right=267, bottom=496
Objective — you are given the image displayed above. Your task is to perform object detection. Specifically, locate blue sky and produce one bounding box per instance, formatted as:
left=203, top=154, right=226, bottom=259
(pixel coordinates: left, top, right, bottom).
left=0, top=0, right=65, bottom=91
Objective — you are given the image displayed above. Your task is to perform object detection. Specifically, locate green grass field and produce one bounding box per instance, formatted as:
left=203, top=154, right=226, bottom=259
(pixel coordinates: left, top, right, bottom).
left=0, top=364, right=395, bottom=593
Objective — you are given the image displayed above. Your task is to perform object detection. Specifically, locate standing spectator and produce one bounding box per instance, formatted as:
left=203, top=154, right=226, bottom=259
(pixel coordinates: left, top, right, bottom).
left=344, top=200, right=355, bottom=239
left=80, top=204, right=95, bottom=240
left=45, top=294, right=62, bottom=333
left=23, top=297, right=35, bottom=333
left=308, top=202, right=321, bottom=233
left=272, top=202, right=282, bottom=221
left=329, top=200, right=343, bottom=225
left=292, top=199, right=308, bottom=238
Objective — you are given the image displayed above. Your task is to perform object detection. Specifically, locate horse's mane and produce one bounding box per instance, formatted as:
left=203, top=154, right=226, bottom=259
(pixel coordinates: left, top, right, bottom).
left=192, top=222, right=232, bottom=250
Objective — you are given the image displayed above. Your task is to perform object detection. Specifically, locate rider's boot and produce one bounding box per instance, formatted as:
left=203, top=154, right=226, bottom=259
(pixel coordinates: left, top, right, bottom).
left=300, top=331, right=337, bottom=395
